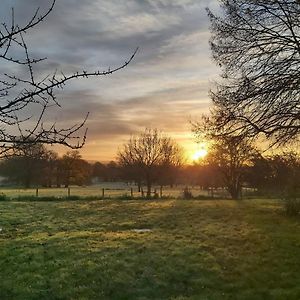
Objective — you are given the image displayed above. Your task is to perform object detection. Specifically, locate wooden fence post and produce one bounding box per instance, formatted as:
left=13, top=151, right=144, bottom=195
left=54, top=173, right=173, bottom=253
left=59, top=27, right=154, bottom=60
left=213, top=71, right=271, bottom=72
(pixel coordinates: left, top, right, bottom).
left=130, top=188, right=133, bottom=197
left=160, top=186, right=163, bottom=198
left=36, top=188, right=39, bottom=197
left=102, top=188, right=105, bottom=199
left=68, top=187, right=70, bottom=197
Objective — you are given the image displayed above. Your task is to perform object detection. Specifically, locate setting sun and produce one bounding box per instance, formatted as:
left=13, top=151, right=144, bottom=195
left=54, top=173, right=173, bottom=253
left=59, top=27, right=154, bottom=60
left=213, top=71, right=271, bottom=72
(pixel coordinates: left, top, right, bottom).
left=192, top=148, right=208, bottom=161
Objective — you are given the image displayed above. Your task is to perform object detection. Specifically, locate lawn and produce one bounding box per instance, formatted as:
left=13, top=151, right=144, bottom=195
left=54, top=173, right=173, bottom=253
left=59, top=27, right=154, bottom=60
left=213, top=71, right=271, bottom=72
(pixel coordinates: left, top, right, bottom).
left=0, top=199, right=300, bottom=299
left=0, top=184, right=214, bottom=199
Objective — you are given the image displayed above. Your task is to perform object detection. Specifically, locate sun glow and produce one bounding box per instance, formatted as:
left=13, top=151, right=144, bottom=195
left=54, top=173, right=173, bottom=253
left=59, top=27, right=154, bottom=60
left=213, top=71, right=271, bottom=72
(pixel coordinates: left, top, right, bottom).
left=192, top=148, right=208, bottom=161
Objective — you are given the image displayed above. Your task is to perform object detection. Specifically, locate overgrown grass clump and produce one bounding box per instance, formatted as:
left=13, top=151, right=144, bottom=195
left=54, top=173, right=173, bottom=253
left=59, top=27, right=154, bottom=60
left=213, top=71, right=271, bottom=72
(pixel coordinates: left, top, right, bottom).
left=1, top=199, right=300, bottom=299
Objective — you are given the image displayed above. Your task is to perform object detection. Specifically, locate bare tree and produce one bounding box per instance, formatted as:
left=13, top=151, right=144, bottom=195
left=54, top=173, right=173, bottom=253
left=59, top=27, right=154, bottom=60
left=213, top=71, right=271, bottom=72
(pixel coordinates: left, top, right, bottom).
left=193, top=116, right=256, bottom=199
left=0, top=0, right=137, bottom=156
left=208, top=135, right=256, bottom=199
left=118, top=128, right=183, bottom=197
left=207, top=0, right=300, bottom=145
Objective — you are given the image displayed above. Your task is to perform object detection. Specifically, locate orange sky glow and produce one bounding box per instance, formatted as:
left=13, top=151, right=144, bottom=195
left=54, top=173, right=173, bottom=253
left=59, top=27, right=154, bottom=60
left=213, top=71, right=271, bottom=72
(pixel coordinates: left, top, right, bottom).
left=1, top=1, right=220, bottom=162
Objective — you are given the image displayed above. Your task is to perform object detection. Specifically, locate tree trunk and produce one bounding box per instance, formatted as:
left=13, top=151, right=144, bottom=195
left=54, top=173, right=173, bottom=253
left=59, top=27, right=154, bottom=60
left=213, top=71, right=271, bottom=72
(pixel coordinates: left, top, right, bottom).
left=228, top=183, right=241, bottom=200
left=137, top=180, right=141, bottom=192
left=146, top=181, right=151, bottom=197
left=146, top=175, right=151, bottom=197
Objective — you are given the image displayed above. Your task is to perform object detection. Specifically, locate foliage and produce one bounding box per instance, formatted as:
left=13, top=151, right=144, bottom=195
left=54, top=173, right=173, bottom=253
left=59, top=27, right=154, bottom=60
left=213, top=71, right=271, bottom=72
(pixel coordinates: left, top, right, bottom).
left=92, top=161, right=122, bottom=182
left=0, top=143, right=56, bottom=188
left=1, top=199, right=300, bottom=299
left=0, top=147, right=92, bottom=188
left=59, top=151, right=92, bottom=187
left=207, top=0, right=300, bottom=145
left=246, top=151, right=300, bottom=197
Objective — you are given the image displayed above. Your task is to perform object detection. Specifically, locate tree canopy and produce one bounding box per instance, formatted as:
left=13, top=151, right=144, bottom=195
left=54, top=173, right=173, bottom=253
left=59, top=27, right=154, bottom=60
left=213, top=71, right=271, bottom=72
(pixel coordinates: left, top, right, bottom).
left=207, top=0, right=300, bottom=145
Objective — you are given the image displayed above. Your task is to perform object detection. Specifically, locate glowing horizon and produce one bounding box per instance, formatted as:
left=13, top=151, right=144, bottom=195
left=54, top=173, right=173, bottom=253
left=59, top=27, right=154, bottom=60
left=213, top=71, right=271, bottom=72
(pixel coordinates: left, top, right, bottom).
left=1, top=1, right=220, bottom=161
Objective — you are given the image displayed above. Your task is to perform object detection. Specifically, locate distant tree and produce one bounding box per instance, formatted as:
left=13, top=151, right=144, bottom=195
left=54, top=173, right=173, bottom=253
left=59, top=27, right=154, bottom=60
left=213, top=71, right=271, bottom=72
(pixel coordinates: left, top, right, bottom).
left=0, top=143, right=55, bottom=187
left=268, top=152, right=300, bottom=196
left=205, top=135, right=256, bottom=199
left=118, top=129, right=183, bottom=197
left=40, top=150, right=59, bottom=187
left=92, top=162, right=107, bottom=182
left=246, top=151, right=300, bottom=197
left=105, top=161, right=121, bottom=182
left=207, top=0, right=300, bottom=145
left=245, top=153, right=272, bottom=193
left=119, top=162, right=142, bottom=191
left=0, top=0, right=137, bottom=155
left=177, top=163, right=222, bottom=197
left=59, top=151, right=91, bottom=187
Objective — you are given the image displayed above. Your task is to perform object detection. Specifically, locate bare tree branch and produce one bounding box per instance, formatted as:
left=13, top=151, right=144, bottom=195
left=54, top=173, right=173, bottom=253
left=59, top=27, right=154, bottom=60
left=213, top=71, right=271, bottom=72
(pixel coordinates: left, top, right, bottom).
left=207, top=0, right=300, bottom=145
left=0, top=1, right=137, bottom=155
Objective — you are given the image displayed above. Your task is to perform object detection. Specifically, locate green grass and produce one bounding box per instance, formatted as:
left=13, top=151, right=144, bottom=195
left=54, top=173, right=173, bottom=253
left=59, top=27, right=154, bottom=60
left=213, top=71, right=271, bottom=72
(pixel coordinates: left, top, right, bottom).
left=0, top=185, right=223, bottom=200
left=0, top=199, right=300, bottom=299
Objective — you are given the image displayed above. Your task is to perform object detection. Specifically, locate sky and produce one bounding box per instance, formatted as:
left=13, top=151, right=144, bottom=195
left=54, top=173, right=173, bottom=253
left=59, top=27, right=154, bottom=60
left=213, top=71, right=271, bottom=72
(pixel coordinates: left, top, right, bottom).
left=1, top=0, right=220, bottom=162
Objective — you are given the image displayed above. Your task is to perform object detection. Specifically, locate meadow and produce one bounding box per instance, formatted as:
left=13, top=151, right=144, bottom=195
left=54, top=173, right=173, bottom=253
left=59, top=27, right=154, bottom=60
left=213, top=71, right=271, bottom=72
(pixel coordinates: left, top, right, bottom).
left=1, top=198, right=300, bottom=299
left=0, top=184, right=222, bottom=200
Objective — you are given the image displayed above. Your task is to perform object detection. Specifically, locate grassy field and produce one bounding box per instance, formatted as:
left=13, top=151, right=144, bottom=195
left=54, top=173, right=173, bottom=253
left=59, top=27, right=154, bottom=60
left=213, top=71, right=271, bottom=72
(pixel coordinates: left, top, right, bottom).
left=0, top=184, right=226, bottom=199
left=1, top=199, right=300, bottom=299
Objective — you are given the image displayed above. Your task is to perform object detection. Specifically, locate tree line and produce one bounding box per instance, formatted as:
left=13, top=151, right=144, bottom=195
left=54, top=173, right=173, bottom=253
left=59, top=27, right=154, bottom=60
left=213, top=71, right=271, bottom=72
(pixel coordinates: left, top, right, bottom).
left=0, top=130, right=299, bottom=201
left=0, top=0, right=299, bottom=203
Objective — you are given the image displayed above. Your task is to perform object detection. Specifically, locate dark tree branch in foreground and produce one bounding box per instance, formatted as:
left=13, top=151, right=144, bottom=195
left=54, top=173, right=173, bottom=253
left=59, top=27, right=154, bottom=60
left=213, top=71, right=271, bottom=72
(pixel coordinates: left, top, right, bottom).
left=0, top=0, right=137, bottom=155
left=208, top=0, right=300, bottom=145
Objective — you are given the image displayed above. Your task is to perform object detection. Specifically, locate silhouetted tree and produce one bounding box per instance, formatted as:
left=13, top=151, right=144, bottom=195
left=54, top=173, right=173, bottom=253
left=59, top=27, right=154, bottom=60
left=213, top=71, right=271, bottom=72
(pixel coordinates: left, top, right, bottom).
left=119, top=162, right=142, bottom=190
left=206, top=135, right=256, bottom=199
left=246, top=151, right=300, bottom=197
left=207, top=0, right=300, bottom=145
left=0, top=143, right=55, bottom=187
left=92, top=162, right=107, bottom=182
left=105, top=161, right=121, bottom=182
left=178, top=163, right=223, bottom=196
left=59, top=151, right=91, bottom=187
left=39, top=150, right=59, bottom=187
left=245, top=153, right=272, bottom=193
left=118, top=129, right=183, bottom=197
left=0, top=0, right=137, bottom=155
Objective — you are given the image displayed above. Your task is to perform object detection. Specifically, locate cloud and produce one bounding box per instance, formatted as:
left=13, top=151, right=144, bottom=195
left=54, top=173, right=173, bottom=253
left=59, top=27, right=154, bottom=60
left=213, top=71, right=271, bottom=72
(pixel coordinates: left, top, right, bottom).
left=0, top=0, right=220, bottom=161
